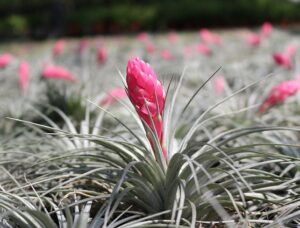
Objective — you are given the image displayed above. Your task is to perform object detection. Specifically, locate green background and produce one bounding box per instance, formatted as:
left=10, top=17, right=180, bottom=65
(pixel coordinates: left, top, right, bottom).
left=1, top=0, right=300, bottom=39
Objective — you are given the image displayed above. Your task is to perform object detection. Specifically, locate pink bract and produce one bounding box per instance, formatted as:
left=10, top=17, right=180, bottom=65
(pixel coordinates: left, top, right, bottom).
left=167, top=32, right=178, bottom=43
left=261, top=22, right=273, bottom=38
left=284, top=44, right=297, bottom=58
left=246, top=33, right=261, bottom=46
left=272, top=44, right=297, bottom=69
left=53, top=40, right=65, bottom=56
left=0, top=53, right=13, bottom=69
left=214, top=75, right=226, bottom=95
left=97, top=47, right=107, bottom=64
left=196, top=43, right=212, bottom=56
left=18, top=61, right=30, bottom=93
left=126, top=57, right=166, bottom=157
left=200, top=28, right=221, bottom=45
left=146, top=42, right=155, bottom=53
left=78, top=39, right=89, bottom=53
left=273, top=53, right=291, bottom=69
left=100, top=88, right=127, bottom=106
left=137, top=32, right=149, bottom=42
left=160, top=50, right=172, bottom=60
left=42, top=65, right=76, bottom=81
left=259, top=80, right=300, bottom=113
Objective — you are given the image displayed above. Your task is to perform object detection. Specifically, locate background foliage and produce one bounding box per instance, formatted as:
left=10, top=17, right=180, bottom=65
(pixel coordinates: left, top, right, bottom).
left=0, top=0, right=300, bottom=39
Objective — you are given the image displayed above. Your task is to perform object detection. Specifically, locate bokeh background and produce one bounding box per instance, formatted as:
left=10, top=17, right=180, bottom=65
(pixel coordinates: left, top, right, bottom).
left=1, top=0, right=300, bottom=40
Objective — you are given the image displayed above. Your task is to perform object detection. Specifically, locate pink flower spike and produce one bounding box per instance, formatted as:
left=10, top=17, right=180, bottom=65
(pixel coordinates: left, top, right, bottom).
left=196, top=43, right=212, bottom=56
left=100, top=88, right=127, bottom=106
left=200, top=28, right=221, bottom=45
left=0, top=53, right=13, bottom=69
left=42, top=65, right=76, bottom=82
left=160, top=50, right=172, bottom=60
left=214, top=75, right=226, bottom=95
left=273, top=53, right=291, bottom=69
left=246, top=33, right=261, bottom=47
left=53, top=39, right=65, bottom=56
left=18, top=61, right=30, bottom=93
left=126, top=57, right=166, bottom=159
left=259, top=80, right=300, bottom=113
left=97, top=47, right=107, bottom=64
left=261, top=22, right=273, bottom=38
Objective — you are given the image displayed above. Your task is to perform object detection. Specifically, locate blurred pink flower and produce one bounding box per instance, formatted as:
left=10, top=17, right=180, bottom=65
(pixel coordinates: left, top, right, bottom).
left=167, top=31, right=178, bottom=43
left=214, top=75, right=226, bottom=95
left=137, top=32, right=149, bottom=42
left=146, top=42, right=156, bottom=53
left=200, top=28, right=221, bottom=45
left=160, top=49, right=172, bottom=60
left=78, top=39, right=89, bottom=53
left=273, top=53, right=291, bottom=69
left=246, top=33, right=261, bottom=46
left=100, top=88, right=127, bottom=106
left=0, top=53, right=13, bottom=69
left=42, top=65, right=76, bottom=81
left=284, top=44, right=297, bottom=58
left=53, top=39, right=65, bottom=56
left=273, top=44, right=297, bottom=69
left=259, top=80, right=300, bottom=113
left=126, top=57, right=166, bottom=158
left=97, top=47, right=107, bottom=64
left=18, top=61, right=30, bottom=93
left=183, top=45, right=194, bottom=57
left=261, top=22, right=273, bottom=38
left=196, top=43, right=212, bottom=56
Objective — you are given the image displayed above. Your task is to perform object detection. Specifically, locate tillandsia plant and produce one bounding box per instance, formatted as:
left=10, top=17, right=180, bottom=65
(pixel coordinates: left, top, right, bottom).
left=82, top=58, right=300, bottom=226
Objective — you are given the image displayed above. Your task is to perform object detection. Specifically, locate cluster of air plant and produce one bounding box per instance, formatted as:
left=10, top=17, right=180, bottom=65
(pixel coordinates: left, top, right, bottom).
left=1, top=54, right=300, bottom=228
left=1, top=24, right=300, bottom=227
